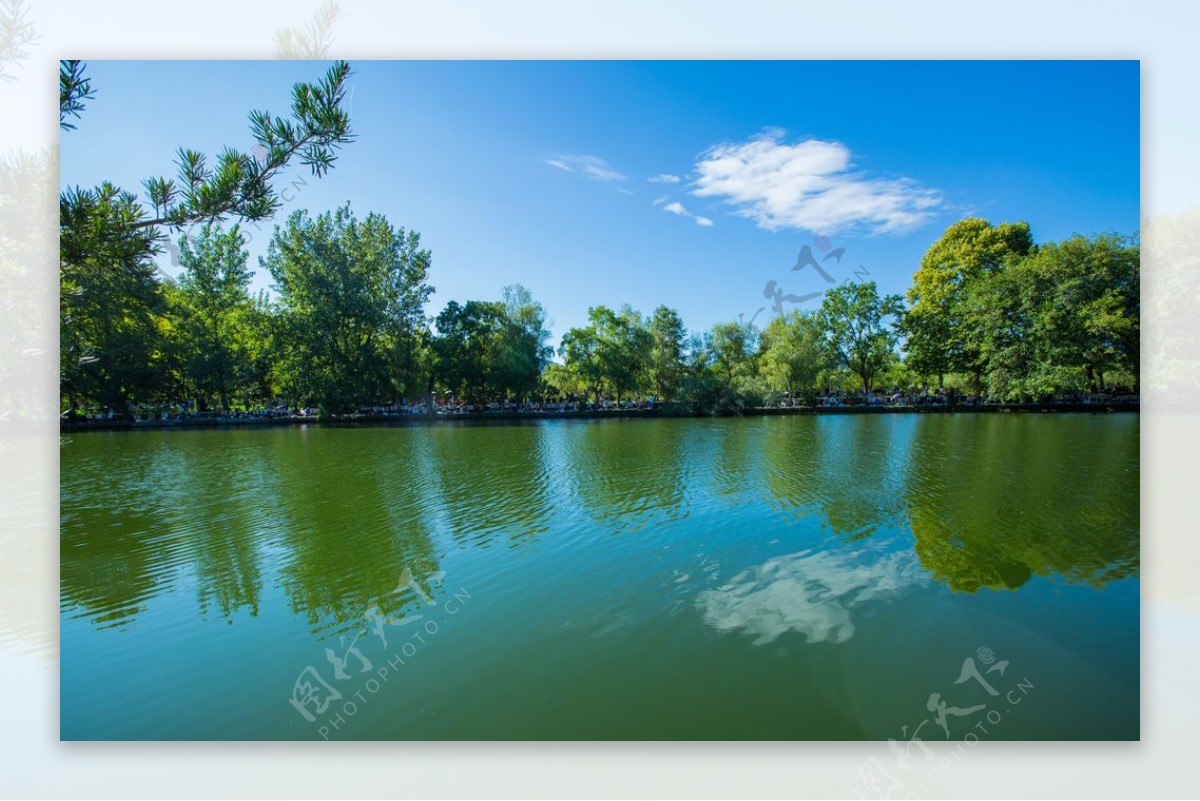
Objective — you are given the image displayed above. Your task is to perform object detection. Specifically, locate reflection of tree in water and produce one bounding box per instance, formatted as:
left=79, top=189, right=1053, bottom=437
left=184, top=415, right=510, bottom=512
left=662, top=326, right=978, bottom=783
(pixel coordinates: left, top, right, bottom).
left=707, top=418, right=765, bottom=501
left=424, top=422, right=551, bottom=548
left=59, top=431, right=445, bottom=632
left=270, top=430, right=440, bottom=629
left=60, top=447, right=169, bottom=629
left=760, top=416, right=826, bottom=517
left=60, top=436, right=272, bottom=627
left=904, top=415, right=1139, bottom=592
left=760, top=416, right=913, bottom=539
left=60, top=515, right=160, bottom=629
left=563, top=419, right=689, bottom=533
left=196, top=525, right=261, bottom=619
left=141, top=437, right=270, bottom=620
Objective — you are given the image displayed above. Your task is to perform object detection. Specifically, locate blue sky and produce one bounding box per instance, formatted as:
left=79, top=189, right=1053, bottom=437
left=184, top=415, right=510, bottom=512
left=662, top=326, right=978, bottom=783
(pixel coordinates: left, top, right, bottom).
left=60, top=60, right=1140, bottom=347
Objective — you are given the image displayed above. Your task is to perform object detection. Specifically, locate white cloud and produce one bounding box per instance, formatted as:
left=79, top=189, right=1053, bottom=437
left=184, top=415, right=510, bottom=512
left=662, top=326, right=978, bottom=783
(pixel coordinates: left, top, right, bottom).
left=691, top=130, right=942, bottom=235
left=696, top=548, right=929, bottom=645
left=659, top=199, right=714, bottom=228
left=649, top=173, right=682, bottom=184
left=543, top=153, right=627, bottom=183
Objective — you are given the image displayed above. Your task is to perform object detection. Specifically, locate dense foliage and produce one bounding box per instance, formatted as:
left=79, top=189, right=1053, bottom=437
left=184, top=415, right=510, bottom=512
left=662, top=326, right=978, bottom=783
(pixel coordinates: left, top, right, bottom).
left=60, top=59, right=354, bottom=414
left=59, top=60, right=1139, bottom=419
left=61, top=213, right=1141, bottom=419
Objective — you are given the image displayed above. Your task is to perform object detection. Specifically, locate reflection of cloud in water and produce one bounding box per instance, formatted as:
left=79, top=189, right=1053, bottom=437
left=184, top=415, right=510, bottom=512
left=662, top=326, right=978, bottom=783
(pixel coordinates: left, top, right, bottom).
left=697, top=548, right=929, bottom=645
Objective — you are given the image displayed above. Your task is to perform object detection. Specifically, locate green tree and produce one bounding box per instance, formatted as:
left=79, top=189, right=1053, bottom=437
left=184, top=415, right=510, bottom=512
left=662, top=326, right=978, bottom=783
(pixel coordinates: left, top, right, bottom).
left=959, top=262, right=1041, bottom=401
left=685, top=320, right=760, bottom=413
left=903, top=218, right=1033, bottom=387
left=759, top=310, right=827, bottom=401
left=707, top=320, right=755, bottom=386
left=561, top=305, right=653, bottom=404
left=493, top=284, right=553, bottom=402
left=966, top=233, right=1140, bottom=400
left=61, top=58, right=353, bottom=239
left=433, top=300, right=506, bottom=407
left=393, top=324, right=434, bottom=408
left=264, top=205, right=433, bottom=414
left=817, top=281, right=903, bottom=394
left=647, top=305, right=688, bottom=402
left=139, top=62, right=354, bottom=231
left=242, top=290, right=281, bottom=404
left=1026, top=234, right=1139, bottom=392
left=541, top=362, right=584, bottom=402
left=560, top=324, right=605, bottom=402
left=60, top=184, right=172, bottom=415
left=596, top=305, right=654, bottom=404
left=59, top=60, right=356, bottom=413
left=59, top=59, right=95, bottom=130
left=174, top=223, right=256, bottom=410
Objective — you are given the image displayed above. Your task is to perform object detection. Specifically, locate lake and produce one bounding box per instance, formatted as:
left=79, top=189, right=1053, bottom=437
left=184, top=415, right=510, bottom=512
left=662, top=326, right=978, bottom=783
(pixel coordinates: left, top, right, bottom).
left=60, top=413, right=1139, bottom=740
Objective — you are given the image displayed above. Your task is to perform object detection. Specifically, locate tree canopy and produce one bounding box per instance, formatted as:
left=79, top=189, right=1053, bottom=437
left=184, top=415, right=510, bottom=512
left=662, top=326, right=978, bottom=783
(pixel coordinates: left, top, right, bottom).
left=818, top=281, right=903, bottom=394
left=264, top=205, right=433, bottom=414
left=903, top=218, right=1034, bottom=386
left=60, top=59, right=357, bottom=417
left=58, top=74, right=1140, bottom=429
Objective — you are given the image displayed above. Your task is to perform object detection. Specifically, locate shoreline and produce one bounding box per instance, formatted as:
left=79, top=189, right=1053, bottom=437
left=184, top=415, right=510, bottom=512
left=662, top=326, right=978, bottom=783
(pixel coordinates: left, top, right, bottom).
left=59, top=401, right=1140, bottom=432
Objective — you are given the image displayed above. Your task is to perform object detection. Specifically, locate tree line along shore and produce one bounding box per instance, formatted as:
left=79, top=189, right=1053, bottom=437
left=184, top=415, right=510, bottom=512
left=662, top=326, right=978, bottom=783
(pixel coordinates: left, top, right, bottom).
left=60, top=210, right=1139, bottom=423
left=58, top=61, right=1138, bottom=425
left=60, top=395, right=1140, bottom=433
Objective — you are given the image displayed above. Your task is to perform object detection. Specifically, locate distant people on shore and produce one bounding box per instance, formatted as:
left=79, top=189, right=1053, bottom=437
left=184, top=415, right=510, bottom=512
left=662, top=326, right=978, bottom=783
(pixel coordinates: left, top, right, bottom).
left=61, top=386, right=1138, bottom=428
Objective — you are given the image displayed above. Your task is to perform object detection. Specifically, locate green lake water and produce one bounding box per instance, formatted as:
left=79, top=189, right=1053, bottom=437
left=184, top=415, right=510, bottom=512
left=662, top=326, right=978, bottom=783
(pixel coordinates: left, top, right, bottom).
left=60, top=413, right=1139, bottom=740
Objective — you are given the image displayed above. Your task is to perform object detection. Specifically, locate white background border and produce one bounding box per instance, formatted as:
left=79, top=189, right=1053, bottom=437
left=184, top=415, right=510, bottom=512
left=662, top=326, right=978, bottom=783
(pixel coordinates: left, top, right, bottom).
left=2, top=1, right=1196, bottom=797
